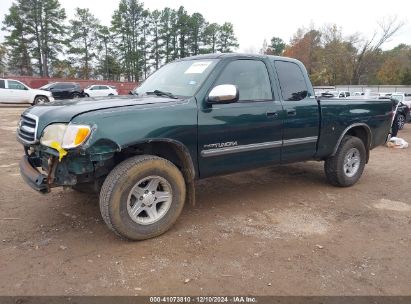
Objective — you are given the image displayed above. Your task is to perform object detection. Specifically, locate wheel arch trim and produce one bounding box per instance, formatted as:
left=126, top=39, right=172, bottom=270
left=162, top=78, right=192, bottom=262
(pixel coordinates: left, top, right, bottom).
left=122, top=138, right=197, bottom=205
left=331, top=123, right=372, bottom=158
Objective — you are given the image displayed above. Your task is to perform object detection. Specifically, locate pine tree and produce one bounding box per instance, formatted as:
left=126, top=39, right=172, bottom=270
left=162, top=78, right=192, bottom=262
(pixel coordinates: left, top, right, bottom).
left=202, top=23, right=219, bottom=54
left=269, top=37, right=286, bottom=55
left=149, top=10, right=161, bottom=70
left=111, top=0, right=145, bottom=81
left=176, top=6, right=190, bottom=58
left=2, top=3, right=33, bottom=76
left=0, top=43, right=7, bottom=76
left=19, top=0, right=66, bottom=77
left=68, top=8, right=100, bottom=79
left=217, top=22, right=239, bottom=53
left=188, top=13, right=205, bottom=55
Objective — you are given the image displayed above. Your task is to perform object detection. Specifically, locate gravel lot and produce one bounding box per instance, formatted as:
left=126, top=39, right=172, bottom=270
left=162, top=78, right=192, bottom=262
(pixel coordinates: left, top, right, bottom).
left=0, top=106, right=410, bottom=296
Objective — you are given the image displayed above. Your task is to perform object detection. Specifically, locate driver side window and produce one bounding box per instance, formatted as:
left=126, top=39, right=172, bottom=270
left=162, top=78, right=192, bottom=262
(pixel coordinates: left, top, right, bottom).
left=214, top=60, right=273, bottom=102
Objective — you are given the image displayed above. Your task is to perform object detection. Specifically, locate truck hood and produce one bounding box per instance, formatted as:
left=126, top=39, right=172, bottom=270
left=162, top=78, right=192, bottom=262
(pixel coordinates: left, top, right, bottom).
left=22, top=95, right=181, bottom=135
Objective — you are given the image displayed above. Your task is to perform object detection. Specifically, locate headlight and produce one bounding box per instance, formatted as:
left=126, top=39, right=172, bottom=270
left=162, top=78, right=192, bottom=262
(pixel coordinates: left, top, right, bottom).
left=40, top=123, right=91, bottom=149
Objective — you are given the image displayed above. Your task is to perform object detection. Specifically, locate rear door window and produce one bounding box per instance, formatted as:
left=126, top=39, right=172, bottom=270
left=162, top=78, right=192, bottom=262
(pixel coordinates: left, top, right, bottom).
left=274, top=61, right=308, bottom=101
left=53, top=84, right=65, bottom=89
left=0, top=80, right=5, bottom=89
left=62, top=84, right=75, bottom=89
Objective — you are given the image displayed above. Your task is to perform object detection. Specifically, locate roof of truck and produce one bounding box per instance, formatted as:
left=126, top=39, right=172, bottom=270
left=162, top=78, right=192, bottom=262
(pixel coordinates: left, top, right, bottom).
left=179, top=53, right=302, bottom=64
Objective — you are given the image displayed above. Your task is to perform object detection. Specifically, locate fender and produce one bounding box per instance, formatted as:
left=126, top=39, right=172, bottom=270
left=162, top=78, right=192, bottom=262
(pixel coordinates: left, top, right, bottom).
left=121, top=138, right=197, bottom=205
left=331, top=123, right=372, bottom=160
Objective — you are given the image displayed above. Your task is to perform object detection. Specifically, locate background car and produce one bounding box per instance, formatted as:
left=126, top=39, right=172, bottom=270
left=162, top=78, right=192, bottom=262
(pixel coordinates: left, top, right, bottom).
left=379, top=96, right=410, bottom=130
left=391, top=93, right=411, bottom=108
left=40, top=82, right=83, bottom=99
left=320, top=90, right=350, bottom=98
left=83, top=85, right=118, bottom=97
left=0, top=78, right=54, bottom=105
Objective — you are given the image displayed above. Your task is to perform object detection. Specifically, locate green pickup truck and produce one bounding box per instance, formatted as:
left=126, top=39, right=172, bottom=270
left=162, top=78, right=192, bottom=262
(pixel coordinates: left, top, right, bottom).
left=18, top=54, right=392, bottom=240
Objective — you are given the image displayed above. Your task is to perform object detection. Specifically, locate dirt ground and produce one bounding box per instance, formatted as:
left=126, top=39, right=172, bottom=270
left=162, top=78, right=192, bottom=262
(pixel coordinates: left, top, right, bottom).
left=0, top=106, right=410, bottom=296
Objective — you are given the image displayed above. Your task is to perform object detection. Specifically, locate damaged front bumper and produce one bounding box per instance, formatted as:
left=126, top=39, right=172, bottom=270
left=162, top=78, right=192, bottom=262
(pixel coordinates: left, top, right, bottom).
left=19, top=155, right=49, bottom=193
left=19, top=144, right=115, bottom=193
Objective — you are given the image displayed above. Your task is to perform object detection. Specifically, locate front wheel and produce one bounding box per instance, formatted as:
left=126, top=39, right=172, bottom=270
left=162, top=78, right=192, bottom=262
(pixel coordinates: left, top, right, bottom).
left=324, top=135, right=366, bottom=187
left=99, top=155, right=186, bottom=240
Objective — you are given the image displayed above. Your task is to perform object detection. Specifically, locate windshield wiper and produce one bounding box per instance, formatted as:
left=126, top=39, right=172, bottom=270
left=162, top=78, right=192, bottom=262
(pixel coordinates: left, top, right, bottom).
left=145, top=90, right=178, bottom=99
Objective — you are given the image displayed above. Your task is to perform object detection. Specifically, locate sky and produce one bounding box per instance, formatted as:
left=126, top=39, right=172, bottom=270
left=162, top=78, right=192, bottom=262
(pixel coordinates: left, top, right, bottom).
left=0, top=0, right=410, bottom=52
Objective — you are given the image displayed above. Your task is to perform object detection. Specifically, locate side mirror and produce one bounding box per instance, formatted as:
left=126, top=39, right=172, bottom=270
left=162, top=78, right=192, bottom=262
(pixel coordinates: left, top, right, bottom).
left=207, top=84, right=239, bottom=104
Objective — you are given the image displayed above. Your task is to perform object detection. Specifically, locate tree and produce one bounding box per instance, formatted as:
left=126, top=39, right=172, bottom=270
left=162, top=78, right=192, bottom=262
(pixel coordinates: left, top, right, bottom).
left=202, top=23, right=219, bottom=53
left=111, top=0, right=145, bottom=81
left=376, top=43, right=411, bottom=85
left=269, top=37, right=286, bottom=55
left=97, top=25, right=111, bottom=80
left=217, top=22, right=239, bottom=53
left=284, top=27, right=321, bottom=75
left=140, top=9, right=151, bottom=79
left=351, top=16, right=405, bottom=84
left=68, top=8, right=101, bottom=79
left=176, top=6, right=190, bottom=58
left=149, top=10, right=161, bottom=70
left=188, top=13, right=205, bottom=55
left=19, top=0, right=66, bottom=77
left=401, top=68, right=411, bottom=85
left=52, top=59, right=76, bottom=78
left=2, top=3, right=33, bottom=76
left=0, top=44, right=7, bottom=76
left=320, top=24, right=357, bottom=85
left=158, top=8, right=173, bottom=63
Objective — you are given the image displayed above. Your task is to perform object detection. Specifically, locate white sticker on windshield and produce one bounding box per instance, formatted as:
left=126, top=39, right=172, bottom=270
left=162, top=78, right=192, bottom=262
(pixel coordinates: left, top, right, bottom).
left=184, top=61, right=212, bottom=74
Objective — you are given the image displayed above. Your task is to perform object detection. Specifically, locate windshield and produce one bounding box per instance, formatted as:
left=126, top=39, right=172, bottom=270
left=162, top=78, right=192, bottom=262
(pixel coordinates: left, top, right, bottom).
left=134, top=59, right=218, bottom=98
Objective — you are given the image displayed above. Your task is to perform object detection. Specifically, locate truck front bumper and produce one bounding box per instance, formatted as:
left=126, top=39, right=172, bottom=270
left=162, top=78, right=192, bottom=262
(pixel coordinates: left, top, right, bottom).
left=19, top=155, right=48, bottom=193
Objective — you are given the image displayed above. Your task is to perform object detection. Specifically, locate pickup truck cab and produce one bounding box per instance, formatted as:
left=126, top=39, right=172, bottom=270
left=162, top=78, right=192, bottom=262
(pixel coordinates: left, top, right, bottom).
left=17, top=54, right=393, bottom=240
left=0, top=79, right=54, bottom=105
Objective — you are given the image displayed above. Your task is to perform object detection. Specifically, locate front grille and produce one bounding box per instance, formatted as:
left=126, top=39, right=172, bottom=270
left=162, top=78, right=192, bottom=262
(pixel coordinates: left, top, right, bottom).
left=17, top=114, right=38, bottom=144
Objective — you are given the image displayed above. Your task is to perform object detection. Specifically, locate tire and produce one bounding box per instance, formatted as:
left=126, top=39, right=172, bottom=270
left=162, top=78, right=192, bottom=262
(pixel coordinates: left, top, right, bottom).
left=397, top=114, right=405, bottom=130
left=71, top=93, right=81, bottom=99
left=99, top=155, right=186, bottom=240
left=33, top=96, right=49, bottom=105
left=84, top=93, right=90, bottom=98
left=324, top=135, right=366, bottom=187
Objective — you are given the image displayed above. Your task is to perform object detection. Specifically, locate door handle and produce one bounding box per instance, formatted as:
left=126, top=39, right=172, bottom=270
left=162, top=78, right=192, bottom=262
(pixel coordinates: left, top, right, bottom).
left=266, top=111, right=279, bottom=118
left=287, top=109, right=297, bottom=116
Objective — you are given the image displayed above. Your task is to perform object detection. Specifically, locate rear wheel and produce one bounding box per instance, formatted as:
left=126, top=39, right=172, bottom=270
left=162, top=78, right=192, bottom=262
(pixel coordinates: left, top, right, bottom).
left=99, top=155, right=186, bottom=240
left=33, top=96, right=49, bottom=105
left=324, top=136, right=366, bottom=187
left=71, top=93, right=81, bottom=99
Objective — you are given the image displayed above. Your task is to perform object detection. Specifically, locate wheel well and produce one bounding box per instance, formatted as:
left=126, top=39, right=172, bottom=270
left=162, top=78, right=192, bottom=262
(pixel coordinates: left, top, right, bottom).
left=118, top=140, right=196, bottom=205
left=34, top=95, right=48, bottom=100
left=33, top=95, right=49, bottom=104
left=344, top=126, right=371, bottom=162
left=119, top=140, right=196, bottom=182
